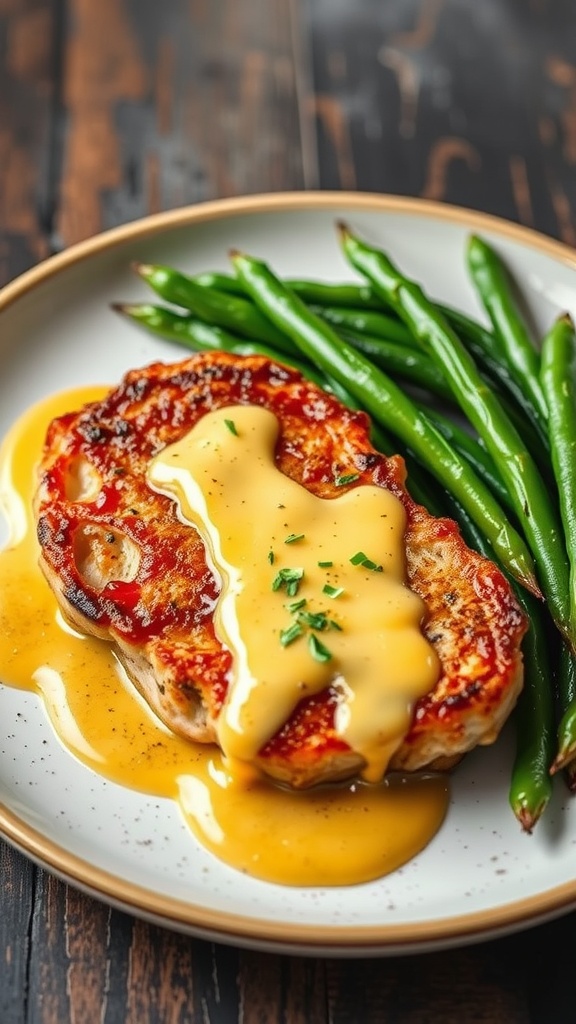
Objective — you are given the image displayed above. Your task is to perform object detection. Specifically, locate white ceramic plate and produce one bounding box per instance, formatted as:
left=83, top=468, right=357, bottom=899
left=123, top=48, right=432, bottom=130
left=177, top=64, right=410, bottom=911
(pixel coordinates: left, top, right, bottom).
left=1, top=192, right=576, bottom=956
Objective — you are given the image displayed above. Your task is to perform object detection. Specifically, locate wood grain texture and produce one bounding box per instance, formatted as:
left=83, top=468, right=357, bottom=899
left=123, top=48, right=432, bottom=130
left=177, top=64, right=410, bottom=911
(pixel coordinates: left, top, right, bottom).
left=304, top=0, right=576, bottom=242
left=0, top=0, right=56, bottom=286
left=0, top=844, right=35, bottom=1024
left=55, top=0, right=308, bottom=248
left=3, top=1, right=576, bottom=1022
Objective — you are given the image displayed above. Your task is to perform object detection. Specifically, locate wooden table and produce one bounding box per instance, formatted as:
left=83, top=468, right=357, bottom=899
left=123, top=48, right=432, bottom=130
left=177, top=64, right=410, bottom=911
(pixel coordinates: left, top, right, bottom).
left=2, top=2, right=576, bottom=1021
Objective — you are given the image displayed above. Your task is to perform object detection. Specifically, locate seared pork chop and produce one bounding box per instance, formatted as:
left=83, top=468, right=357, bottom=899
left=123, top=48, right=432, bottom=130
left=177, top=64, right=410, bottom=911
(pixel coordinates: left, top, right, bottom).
left=34, top=352, right=526, bottom=786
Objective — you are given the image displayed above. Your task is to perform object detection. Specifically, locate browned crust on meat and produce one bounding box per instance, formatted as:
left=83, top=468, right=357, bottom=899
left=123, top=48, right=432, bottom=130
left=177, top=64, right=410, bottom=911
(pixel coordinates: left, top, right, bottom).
left=34, top=352, right=526, bottom=787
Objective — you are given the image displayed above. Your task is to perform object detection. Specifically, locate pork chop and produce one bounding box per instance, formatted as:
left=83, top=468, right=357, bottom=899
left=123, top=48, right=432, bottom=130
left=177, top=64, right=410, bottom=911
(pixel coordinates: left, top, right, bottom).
left=34, top=352, right=526, bottom=787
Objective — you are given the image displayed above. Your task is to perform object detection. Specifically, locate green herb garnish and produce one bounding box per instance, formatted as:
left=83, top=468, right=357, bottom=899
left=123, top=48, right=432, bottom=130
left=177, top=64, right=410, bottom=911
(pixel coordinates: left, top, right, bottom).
left=335, top=473, right=360, bottom=486
left=285, top=533, right=305, bottom=544
left=323, top=583, right=344, bottom=598
left=297, top=610, right=329, bottom=631
left=349, top=551, right=383, bottom=572
left=272, top=566, right=304, bottom=597
left=280, top=622, right=304, bottom=647
left=224, top=418, right=238, bottom=436
left=318, top=560, right=333, bottom=568
left=308, top=634, right=332, bottom=662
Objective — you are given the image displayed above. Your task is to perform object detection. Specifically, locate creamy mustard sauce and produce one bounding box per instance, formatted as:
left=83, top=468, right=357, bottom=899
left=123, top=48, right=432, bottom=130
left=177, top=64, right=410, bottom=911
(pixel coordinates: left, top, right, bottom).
left=0, top=388, right=449, bottom=886
left=148, top=404, right=440, bottom=781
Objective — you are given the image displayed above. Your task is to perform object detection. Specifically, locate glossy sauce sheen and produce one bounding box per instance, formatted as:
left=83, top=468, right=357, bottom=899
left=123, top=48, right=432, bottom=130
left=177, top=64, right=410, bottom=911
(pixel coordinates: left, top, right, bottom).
left=148, top=404, right=439, bottom=781
left=0, top=388, right=449, bottom=886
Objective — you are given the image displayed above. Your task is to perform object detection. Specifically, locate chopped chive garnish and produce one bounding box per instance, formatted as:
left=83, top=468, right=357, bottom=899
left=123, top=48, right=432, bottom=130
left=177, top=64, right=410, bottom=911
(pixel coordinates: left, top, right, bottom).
left=272, top=566, right=304, bottom=596
left=318, top=560, right=333, bottom=568
left=224, top=418, right=238, bottom=435
left=323, top=584, right=344, bottom=598
left=329, top=619, right=343, bottom=631
left=349, top=551, right=383, bottom=572
left=286, top=598, right=307, bottom=614
left=335, top=472, right=360, bottom=486
left=280, top=622, right=304, bottom=647
left=285, top=533, right=305, bottom=544
left=308, top=634, right=332, bottom=662
left=268, top=550, right=275, bottom=565
left=297, top=610, right=329, bottom=631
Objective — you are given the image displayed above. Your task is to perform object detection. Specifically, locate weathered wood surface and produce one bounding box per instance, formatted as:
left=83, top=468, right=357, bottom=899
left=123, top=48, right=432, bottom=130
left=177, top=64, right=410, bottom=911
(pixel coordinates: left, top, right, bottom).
left=2, top=1, right=576, bottom=1021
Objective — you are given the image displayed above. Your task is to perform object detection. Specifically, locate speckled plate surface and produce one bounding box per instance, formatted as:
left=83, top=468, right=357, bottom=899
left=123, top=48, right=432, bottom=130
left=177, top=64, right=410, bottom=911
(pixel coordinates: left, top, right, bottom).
left=1, top=192, right=576, bottom=956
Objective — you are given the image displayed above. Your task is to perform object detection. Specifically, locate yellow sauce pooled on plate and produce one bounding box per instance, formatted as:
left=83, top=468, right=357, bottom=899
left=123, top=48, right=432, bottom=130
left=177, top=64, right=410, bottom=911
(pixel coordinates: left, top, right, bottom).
left=0, top=387, right=449, bottom=886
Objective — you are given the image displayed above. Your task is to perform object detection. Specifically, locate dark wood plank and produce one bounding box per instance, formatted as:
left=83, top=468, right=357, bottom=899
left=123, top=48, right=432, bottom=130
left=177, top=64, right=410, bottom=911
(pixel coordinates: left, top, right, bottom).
left=0, top=843, right=35, bottom=1024
left=238, top=950, right=326, bottom=1024
left=0, top=0, right=61, bottom=1009
left=0, top=0, right=58, bottom=286
left=55, top=0, right=309, bottom=249
left=304, top=0, right=576, bottom=242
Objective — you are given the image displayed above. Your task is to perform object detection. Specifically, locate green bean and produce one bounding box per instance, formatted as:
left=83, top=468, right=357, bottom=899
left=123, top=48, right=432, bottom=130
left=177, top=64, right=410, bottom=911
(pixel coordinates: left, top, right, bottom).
left=229, top=248, right=539, bottom=596
left=507, top=595, right=555, bottom=831
left=133, top=262, right=296, bottom=354
left=440, top=304, right=518, bottom=389
left=114, top=302, right=248, bottom=351
left=309, top=305, right=414, bottom=345
left=439, top=304, right=550, bottom=452
left=541, top=315, right=576, bottom=770
left=466, top=235, right=548, bottom=434
left=325, top=299, right=550, bottom=464
left=337, top=303, right=550, bottom=463
left=438, top=304, right=502, bottom=361
left=336, top=330, right=456, bottom=402
left=338, top=223, right=573, bottom=646
left=540, top=314, right=576, bottom=757
left=288, top=281, right=382, bottom=308
left=434, top=493, right=554, bottom=831
left=318, top=287, right=550, bottom=458
left=192, top=270, right=246, bottom=294
left=421, top=407, right=514, bottom=516
left=193, top=271, right=384, bottom=309
left=552, top=645, right=576, bottom=773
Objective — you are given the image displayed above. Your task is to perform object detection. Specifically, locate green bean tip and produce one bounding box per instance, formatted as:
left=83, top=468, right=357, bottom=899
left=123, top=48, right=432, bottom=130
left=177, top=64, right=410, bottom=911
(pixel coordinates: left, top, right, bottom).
left=335, top=219, right=351, bottom=240
left=131, top=261, right=152, bottom=278
left=513, top=800, right=548, bottom=834
left=550, top=744, right=576, bottom=776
